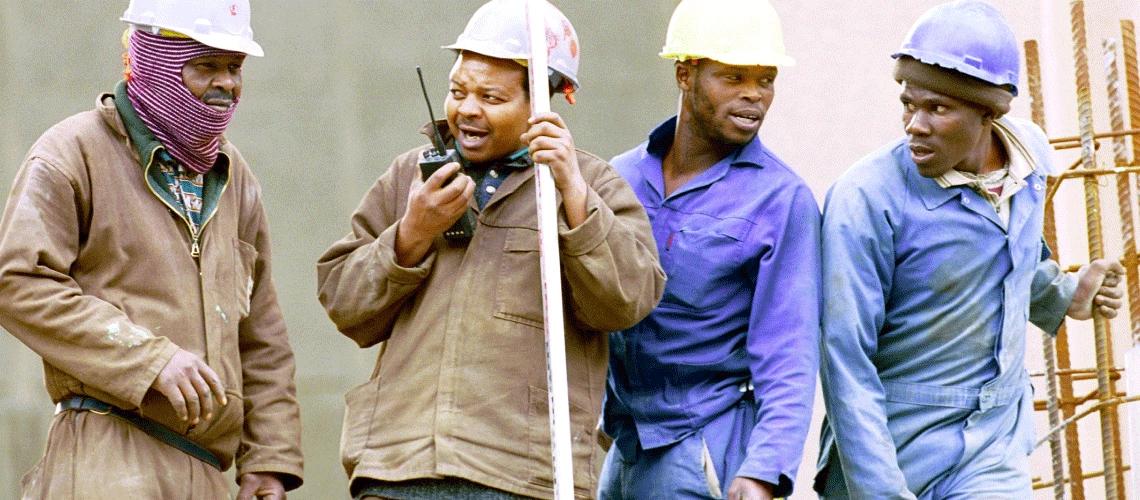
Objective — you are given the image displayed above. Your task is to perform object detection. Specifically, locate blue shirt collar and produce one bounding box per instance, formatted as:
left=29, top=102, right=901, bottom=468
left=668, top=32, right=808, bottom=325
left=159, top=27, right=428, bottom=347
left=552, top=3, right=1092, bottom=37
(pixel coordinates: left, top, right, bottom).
left=641, top=116, right=768, bottom=199
left=646, top=116, right=768, bottom=169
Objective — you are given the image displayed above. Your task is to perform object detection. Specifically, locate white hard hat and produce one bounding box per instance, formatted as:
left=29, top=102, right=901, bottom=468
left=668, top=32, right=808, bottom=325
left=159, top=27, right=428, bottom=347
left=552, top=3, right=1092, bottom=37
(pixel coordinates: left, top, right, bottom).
left=660, top=0, right=794, bottom=67
left=121, top=0, right=264, bottom=57
left=444, top=0, right=580, bottom=92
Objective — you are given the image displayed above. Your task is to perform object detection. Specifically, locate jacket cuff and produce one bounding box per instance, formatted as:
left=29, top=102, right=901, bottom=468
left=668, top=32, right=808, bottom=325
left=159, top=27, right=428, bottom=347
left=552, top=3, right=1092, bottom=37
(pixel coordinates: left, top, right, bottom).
left=234, top=464, right=304, bottom=492
left=1034, top=271, right=1079, bottom=335
left=374, top=219, right=435, bottom=285
left=733, top=469, right=794, bottom=499
left=559, top=188, right=614, bottom=257
left=132, top=339, right=180, bottom=407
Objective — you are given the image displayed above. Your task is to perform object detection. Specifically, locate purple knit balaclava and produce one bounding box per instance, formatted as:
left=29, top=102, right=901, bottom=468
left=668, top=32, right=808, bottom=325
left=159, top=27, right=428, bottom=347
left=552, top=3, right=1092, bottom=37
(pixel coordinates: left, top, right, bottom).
left=126, top=29, right=243, bottom=174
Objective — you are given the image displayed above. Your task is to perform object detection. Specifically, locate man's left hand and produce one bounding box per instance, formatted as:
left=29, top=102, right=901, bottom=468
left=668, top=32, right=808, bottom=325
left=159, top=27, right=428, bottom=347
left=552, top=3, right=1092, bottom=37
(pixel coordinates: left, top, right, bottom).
left=237, top=472, right=286, bottom=500
left=726, top=477, right=777, bottom=500
left=521, top=111, right=588, bottom=228
left=1067, top=258, right=1127, bottom=320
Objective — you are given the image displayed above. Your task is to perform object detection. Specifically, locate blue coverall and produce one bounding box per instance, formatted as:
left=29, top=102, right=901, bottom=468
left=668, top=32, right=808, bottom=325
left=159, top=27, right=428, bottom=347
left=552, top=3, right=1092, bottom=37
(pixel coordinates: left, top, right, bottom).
left=602, top=117, right=820, bottom=499
left=816, top=116, right=1077, bottom=499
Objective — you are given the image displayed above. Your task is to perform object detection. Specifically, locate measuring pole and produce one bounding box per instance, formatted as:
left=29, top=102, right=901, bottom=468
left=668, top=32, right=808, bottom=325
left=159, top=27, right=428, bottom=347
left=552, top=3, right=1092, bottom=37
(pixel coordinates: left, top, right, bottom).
left=525, top=0, right=574, bottom=498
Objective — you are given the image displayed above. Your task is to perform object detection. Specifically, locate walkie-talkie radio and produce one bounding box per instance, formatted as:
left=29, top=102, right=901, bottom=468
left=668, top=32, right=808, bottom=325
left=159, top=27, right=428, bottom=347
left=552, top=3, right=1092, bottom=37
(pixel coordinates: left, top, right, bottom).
left=416, top=66, right=476, bottom=241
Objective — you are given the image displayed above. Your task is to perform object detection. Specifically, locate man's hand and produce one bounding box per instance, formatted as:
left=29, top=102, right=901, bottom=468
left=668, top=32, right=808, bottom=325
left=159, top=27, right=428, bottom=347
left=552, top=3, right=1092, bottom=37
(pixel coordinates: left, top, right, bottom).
left=1067, top=259, right=1127, bottom=320
left=521, top=112, right=588, bottom=228
left=395, top=162, right=475, bottom=267
left=237, top=472, right=285, bottom=500
left=726, top=477, right=776, bottom=500
left=151, top=349, right=227, bottom=425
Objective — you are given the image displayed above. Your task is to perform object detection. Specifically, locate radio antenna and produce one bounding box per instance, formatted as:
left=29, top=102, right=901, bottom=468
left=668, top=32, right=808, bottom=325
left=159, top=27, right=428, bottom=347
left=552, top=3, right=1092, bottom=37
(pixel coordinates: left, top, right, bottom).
left=416, top=66, right=448, bottom=154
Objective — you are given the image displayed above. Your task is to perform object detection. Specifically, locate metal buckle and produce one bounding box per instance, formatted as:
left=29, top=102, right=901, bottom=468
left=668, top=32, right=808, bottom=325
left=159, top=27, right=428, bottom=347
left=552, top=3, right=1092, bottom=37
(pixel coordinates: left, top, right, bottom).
left=79, top=397, right=112, bottom=415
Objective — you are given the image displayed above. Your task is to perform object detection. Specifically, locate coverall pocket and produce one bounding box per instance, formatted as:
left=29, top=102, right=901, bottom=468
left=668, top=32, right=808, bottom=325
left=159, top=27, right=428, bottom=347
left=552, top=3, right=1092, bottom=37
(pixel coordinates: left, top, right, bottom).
left=661, top=221, right=748, bottom=310
left=495, top=227, right=544, bottom=328
left=527, top=386, right=595, bottom=494
left=186, top=389, right=244, bottom=446
left=341, top=378, right=381, bottom=476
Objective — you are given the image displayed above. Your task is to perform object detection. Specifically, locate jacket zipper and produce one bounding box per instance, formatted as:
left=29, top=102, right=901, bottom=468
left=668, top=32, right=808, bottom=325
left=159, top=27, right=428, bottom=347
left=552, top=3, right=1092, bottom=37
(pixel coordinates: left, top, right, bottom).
left=140, top=149, right=230, bottom=260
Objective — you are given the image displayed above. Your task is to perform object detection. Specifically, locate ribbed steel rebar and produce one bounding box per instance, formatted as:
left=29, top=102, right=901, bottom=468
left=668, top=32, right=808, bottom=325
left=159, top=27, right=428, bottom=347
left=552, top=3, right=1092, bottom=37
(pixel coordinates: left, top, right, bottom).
left=1027, top=38, right=1067, bottom=499
left=1046, top=175, right=1086, bottom=500
left=1102, top=38, right=1131, bottom=497
left=1070, top=3, right=1119, bottom=498
left=1123, top=21, right=1140, bottom=160
left=1105, top=37, right=1140, bottom=349
left=1027, top=40, right=1049, bottom=133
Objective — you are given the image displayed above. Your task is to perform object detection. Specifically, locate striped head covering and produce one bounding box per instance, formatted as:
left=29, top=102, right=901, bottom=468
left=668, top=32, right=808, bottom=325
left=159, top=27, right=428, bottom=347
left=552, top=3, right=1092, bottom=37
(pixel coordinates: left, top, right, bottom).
left=126, top=29, right=243, bottom=174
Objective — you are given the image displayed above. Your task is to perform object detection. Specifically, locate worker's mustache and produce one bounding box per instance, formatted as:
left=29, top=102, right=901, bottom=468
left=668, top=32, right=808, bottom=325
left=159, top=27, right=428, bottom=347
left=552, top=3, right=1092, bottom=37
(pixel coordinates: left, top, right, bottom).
left=202, top=89, right=235, bottom=104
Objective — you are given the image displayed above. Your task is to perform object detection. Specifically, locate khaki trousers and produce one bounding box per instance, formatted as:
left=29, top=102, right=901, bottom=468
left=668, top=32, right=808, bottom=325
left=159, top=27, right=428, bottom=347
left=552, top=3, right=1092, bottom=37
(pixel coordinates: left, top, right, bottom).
left=21, top=409, right=230, bottom=499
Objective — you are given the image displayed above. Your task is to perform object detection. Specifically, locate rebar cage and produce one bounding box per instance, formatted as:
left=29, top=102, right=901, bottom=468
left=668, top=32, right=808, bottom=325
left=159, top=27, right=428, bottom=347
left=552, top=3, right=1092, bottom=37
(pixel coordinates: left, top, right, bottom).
left=1027, top=3, right=1140, bottom=499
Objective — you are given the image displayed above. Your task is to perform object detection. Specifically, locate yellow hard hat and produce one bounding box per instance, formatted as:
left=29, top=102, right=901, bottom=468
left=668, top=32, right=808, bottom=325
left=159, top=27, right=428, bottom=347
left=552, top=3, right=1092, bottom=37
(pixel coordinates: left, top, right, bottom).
left=659, top=0, right=795, bottom=67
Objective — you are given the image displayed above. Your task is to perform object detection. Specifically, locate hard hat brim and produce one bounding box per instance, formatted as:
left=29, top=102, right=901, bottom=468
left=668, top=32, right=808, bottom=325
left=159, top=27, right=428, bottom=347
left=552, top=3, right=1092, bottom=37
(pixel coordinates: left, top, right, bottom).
left=192, top=33, right=264, bottom=57
left=122, top=21, right=264, bottom=57
left=659, top=51, right=795, bottom=67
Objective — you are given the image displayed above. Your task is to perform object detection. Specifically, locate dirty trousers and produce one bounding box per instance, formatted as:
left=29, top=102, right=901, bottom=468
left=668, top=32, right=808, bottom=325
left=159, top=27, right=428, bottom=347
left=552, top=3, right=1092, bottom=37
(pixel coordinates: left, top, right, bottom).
left=21, top=409, right=230, bottom=499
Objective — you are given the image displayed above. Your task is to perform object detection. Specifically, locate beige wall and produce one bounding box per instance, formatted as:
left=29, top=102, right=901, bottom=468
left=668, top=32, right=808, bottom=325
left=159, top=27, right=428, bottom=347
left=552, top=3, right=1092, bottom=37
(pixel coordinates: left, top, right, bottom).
left=1, top=1, right=1137, bottom=498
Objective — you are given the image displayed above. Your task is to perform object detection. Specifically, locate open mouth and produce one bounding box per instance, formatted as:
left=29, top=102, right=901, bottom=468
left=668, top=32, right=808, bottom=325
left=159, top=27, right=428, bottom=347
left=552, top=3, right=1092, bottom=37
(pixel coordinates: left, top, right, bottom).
left=457, top=125, right=490, bottom=149
left=204, top=99, right=234, bottom=112
left=729, top=110, right=762, bottom=129
left=909, top=144, right=935, bottom=164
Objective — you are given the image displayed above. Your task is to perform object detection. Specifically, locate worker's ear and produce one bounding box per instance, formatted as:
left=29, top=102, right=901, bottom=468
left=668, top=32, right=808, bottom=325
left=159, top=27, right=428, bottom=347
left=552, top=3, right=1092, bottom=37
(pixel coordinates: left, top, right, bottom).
left=675, top=59, right=698, bottom=92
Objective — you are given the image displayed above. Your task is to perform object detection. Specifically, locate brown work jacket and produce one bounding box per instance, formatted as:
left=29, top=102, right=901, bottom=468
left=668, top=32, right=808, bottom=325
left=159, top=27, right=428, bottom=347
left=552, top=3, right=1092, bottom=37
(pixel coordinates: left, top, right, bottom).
left=317, top=143, right=665, bottom=499
left=0, top=92, right=304, bottom=488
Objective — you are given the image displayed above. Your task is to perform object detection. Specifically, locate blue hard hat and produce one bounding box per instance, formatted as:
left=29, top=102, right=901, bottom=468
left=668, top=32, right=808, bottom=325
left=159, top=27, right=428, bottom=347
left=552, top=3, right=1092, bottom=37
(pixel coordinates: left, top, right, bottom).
left=893, top=0, right=1020, bottom=96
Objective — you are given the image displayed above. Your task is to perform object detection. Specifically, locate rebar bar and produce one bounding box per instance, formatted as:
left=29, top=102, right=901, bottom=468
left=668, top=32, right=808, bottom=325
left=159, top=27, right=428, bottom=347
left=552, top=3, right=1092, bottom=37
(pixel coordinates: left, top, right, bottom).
left=1028, top=40, right=1048, bottom=133
left=1046, top=173, right=1086, bottom=500
left=1038, top=396, right=1140, bottom=449
left=1123, top=21, right=1140, bottom=160
left=1102, top=40, right=1131, bottom=496
left=1027, top=38, right=1067, bottom=499
left=1069, top=3, right=1120, bottom=497
left=1051, top=128, right=1140, bottom=145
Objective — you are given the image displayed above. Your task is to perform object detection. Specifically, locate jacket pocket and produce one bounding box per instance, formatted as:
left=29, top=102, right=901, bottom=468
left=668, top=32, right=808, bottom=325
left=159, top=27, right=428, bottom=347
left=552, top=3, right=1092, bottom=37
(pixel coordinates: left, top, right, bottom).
left=661, top=220, right=748, bottom=310
left=186, top=388, right=244, bottom=445
left=341, top=378, right=381, bottom=476
left=527, top=385, right=595, bottom=494
left=494, top=228, right=544, bottom=329
left=232, top=238, right=257, bottom=319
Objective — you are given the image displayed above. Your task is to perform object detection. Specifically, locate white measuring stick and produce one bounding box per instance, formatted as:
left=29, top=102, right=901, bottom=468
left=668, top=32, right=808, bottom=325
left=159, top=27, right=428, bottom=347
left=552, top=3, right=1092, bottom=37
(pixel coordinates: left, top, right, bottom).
left=525, top=1, right=574, bottom=498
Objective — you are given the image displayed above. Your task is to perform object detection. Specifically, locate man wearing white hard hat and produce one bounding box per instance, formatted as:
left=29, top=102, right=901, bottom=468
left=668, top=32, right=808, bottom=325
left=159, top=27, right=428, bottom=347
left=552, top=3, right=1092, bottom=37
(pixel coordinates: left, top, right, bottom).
left=316, top=0, right=664, bottom=499
left=0, top=1, right=303, bottom=498
left=598, top=1, right=819, bottom=499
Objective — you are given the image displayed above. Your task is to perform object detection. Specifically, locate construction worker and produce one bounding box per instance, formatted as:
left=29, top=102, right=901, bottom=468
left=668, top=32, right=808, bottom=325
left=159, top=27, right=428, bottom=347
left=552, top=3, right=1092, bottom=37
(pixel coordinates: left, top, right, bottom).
left=316, top=0, right=665, bottom=498
left=815, top=1, right=1126, bottom=498
left=598, top=1, right=819, bottom=499
left=0, top=1, right=303, bottom=499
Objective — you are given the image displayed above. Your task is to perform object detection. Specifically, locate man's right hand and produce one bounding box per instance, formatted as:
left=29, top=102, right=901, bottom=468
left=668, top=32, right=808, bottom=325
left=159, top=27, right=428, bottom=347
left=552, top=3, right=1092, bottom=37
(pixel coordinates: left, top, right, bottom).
left=151, top=349, right=227, bottom=425
left=395, top=161, right=475, bottom=267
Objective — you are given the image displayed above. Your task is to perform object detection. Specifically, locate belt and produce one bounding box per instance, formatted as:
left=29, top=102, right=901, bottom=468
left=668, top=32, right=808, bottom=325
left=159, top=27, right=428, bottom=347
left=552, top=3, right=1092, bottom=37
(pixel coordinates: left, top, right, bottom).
left=57, top=396, right=222, bottom=470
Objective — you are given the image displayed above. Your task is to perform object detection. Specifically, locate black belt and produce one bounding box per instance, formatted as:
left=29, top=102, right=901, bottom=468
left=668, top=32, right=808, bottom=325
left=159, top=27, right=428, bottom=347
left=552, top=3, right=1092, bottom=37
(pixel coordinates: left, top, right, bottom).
left=57, top=396, right=222, bottom=470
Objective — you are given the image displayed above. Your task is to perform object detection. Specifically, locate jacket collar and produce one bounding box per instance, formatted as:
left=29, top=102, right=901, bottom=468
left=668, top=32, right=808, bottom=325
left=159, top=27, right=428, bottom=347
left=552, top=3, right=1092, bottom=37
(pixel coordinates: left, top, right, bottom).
left=420, top=120, right=539, bottom=212
left=642, top=116, right=768, bottom=199
left=647, top=116, right=769, bottom=169
left=420, top=120, right=533, bottom=171
left=912, top=117, right=1042, bottom=213
left=109, top=81, right=232, bottom=230
left=908, top=118, right=1045, bottom=236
